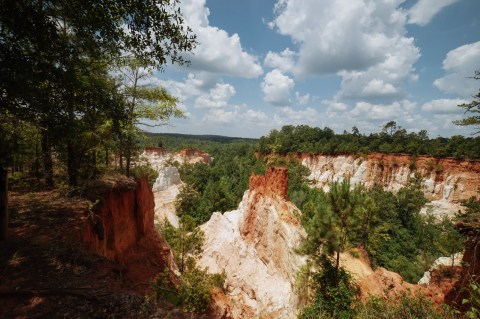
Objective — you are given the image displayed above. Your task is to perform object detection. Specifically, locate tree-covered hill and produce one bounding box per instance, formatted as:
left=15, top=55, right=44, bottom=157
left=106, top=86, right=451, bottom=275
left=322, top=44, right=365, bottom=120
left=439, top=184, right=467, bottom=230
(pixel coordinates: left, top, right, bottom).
left=257, top=123, right=480, bottom=160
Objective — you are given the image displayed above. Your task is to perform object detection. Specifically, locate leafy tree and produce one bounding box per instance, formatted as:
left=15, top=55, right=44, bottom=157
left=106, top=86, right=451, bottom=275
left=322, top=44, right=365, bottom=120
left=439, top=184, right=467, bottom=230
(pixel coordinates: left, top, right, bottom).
left=115, top=59, right=185, bottom=176
left=435, top=217, right=464, bottom=267
left=0, top=0, right=197, bottom=185
left=301, top=179, right=364, bottom=272
left=159, top=215, right=204, bottom=274
left=454, top=70, right=480, bottom=135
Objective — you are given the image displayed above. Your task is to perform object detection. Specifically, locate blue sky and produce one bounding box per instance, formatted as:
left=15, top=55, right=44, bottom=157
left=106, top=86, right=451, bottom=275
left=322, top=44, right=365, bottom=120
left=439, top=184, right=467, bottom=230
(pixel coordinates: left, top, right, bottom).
left=148, top=0, right=480, bottom=138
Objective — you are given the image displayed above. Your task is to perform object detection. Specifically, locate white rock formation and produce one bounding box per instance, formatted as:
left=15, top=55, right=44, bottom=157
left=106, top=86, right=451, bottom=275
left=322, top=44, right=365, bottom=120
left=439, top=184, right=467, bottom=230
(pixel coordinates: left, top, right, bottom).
left=198, top=168, right=307, bottom=319
left=300, top=154, right=480, bottom=217
left=418, top=253, right=464, bottom=285
left=141, top=147, right=212, bottom=228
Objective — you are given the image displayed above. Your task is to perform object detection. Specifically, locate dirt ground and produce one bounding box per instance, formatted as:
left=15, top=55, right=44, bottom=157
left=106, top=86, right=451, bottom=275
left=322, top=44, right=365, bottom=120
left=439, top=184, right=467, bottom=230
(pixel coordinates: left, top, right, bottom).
left=0, top=186, right=203, bottom=319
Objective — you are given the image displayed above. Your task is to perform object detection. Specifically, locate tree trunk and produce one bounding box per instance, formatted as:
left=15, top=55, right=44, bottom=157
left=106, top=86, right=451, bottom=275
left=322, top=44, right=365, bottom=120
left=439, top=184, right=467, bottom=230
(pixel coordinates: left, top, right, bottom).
left=67, top=142, right=78, bottom=187
left=119, top=149, right=124, bottom=173
left=34, top=133, right=40, bottom=180
left=125, top=143, right=131, bottom=177
left=0, top=167, right=8, bottom=242
left=41, top=129, right=54, bottom=187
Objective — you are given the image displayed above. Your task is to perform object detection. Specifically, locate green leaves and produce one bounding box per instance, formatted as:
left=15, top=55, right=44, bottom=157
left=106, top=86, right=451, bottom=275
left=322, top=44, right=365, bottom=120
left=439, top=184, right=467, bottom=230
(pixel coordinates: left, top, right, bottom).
left=454, top=70, right=480, bottom=135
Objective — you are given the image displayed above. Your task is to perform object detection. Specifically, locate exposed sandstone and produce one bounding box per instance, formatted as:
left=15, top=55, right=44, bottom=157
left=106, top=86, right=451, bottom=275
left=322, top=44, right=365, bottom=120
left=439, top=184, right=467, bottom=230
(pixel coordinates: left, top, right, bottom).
left=82, top=175, right=178, bottom=286
left=141, top=148, right=212, bottom=227
left=198, top=167, right=306, bottom=318
left=340, top=249, right=460, bottom=305
left=300, top=153, right=480, bottom=217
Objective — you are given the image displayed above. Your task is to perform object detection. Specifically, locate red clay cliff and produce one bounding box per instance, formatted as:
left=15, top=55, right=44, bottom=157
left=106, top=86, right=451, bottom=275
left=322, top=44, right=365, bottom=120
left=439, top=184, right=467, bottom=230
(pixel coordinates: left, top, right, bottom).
left=83, top=175, right=177, bottom=287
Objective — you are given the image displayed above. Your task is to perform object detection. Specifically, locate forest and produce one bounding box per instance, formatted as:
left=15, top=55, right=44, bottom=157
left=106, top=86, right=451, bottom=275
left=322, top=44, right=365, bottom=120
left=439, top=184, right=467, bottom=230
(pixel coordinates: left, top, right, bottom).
left=258, top=122, right=480, bottom=160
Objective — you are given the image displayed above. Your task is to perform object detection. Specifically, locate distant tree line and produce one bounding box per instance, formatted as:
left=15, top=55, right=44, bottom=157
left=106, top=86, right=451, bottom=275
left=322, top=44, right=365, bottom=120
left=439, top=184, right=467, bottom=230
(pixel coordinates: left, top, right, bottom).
left=257, top=123, right=480, bottom=160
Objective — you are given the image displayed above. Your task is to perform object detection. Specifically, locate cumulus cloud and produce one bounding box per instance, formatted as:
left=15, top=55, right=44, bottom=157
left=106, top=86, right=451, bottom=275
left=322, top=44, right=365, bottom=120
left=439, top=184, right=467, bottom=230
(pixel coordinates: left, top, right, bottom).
left=157, top=72, right=219, bottom=102
left=421, top=98, right=467, bottom=114
left=195, top=83, right=236, bottom=109
left=272, top=107, right=321, bottom=126
left=270, top=0, right=420, bottom=102
left=202, top=105, right=269, bottom=125
left=261, top=69, right=295, bottom=106
left=180, top=0, right=263, bottom=78
left=337, top=36, right=420, bottom=101
left=264, top=48, right=297, bottom=74
left=296, top=92, right=311, bottom=105
left=322, top=100, right=349, bottom=112
left=272, top=0, right=412, bottom=74
left=408, top=0, right=460, bottom=26
left=433, top=41, right=480, bottom=97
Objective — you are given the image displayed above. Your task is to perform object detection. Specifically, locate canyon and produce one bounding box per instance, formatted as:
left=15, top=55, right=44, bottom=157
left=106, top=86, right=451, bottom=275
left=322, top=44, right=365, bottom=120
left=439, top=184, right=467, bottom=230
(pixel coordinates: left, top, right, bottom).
left=144, top=150, right=480, bottom=317
left=142, top=147, right=212, bottom=227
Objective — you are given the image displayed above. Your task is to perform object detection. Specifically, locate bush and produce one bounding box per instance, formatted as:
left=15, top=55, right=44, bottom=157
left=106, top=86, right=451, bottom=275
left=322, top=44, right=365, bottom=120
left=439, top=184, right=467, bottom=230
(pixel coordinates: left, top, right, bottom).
left=356, top=292, right=455, bottom=319
left=299, top=259, right=359, bottom=319
left=131, top=164, right=159, bottom=187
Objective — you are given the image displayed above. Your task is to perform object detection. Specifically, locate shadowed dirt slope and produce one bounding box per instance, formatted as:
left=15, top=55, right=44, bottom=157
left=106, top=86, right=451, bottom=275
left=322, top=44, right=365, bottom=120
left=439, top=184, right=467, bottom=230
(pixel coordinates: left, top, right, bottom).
left=0, top=176, right=204, bottom=319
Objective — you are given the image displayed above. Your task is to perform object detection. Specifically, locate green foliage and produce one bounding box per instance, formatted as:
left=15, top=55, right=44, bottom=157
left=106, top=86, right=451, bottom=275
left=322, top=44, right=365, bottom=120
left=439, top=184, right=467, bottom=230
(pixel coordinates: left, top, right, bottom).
left=299, top=259, right=359, bottom=319
left=300, top=179, right=365, bottom=270
left=356, top=293, right=455, bottom=319
left=257, top=125, right=480, bottom=159
left=130, top=164, right=159, bottom=188
left=434, top=217, right=464, bottom=267
left=158, top=215, right=204, bottom=274
left=0, top=0, right=196, bottom=185
left=463, top=277, right=480, bottom=319
left=155, top=216, right=225, bottom=313
left=177, top=267, right=225, bottom=312
left=174, top=142, right=265, bottom=226
left=454, top=71, right=480, bottom=135
left=300, top=176, right=463, bottom=284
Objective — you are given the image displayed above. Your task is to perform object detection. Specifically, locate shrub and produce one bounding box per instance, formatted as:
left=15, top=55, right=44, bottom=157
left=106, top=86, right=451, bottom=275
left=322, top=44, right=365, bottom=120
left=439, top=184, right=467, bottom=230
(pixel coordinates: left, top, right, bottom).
left=356, top=292, right=455, bottom=319
left=131, top=164, right=159, bottom=187
left=299, top=259, right=359, bottom=319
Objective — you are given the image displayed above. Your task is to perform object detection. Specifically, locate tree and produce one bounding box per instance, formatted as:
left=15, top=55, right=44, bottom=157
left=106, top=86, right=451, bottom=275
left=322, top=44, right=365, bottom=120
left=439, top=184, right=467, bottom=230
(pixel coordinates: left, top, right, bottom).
left=382, top=120, right=398, bottom=136
left=435, top=217, right=464, bottom=267
left=160, top=215, right=204, bottom=274
left=1, top=0, right=197, bottom=185
left=115, top=59, right=185, bottom=176
left=454, top=70, right=480, bottom=135
left=301, top=179, right=364, bottom=272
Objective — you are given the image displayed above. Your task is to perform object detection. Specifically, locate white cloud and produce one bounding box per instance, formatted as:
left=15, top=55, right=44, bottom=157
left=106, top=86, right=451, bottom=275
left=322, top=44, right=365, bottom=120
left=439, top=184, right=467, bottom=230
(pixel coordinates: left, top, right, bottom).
left=337, top=36, right=420, bottom=101
left=272, top=0, right=412, bottom=74
left=362, top=79, right=398, bottom=96
left=270, top=0, right=420, bottom=103
left=434, top=41, right=480, bottom=97
left=421, top=98, right=467, bottom=114
left=272, top=107, right=321, bottom=126
left=408, top=0, right=459, bottom=26
left=350, top=100, right=414, bottom=121
left=261, top=69, right=295, bottom=106
left=264, top=48, right=297, bottom=74
left=202, top=108, right=238, bottom=124
left=180, top=0, right=263, bottom=78
left=195, top=83, right=236, bottom=109
left=323, top=100, right=349, bottom=112
left=296, top=92, right=311, bottom=105
left=202, top=105, right=269, bottom=126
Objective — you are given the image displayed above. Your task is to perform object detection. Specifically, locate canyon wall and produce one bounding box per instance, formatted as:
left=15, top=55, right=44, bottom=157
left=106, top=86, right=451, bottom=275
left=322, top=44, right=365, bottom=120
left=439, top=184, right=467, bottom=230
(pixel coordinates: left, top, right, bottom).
left=198, top=167, right=306, bottom=319
left=142, top=147, right=213, bottom=227
left=82, top=175, right=178, bottom=285
left=300, top=153, right=480, bottom=217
